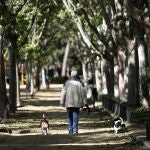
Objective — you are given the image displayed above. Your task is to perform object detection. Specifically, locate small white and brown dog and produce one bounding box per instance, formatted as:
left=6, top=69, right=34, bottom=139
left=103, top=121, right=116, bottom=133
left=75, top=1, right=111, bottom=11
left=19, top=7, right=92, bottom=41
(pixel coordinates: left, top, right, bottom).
left=40, top=114, right=49, bottom=135
left=112, top=117, right=126, bottom=134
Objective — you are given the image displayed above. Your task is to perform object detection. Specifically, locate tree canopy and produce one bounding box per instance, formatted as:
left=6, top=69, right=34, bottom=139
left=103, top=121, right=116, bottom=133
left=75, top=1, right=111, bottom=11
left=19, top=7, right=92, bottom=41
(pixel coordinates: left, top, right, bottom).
left=0, top=0, right=150, bottom=117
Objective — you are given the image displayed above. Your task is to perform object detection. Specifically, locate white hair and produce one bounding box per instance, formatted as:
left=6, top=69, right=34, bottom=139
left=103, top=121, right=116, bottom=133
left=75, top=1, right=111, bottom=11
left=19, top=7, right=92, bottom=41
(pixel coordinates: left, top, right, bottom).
left=71, top=70, right=77, bottom=77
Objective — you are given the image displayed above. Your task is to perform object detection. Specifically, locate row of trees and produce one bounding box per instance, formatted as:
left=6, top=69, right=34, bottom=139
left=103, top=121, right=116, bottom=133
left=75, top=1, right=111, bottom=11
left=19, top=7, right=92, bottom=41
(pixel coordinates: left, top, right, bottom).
left=0, top=0, right=67, bottom=117
left=62, top=0, right=150, bottom=110
left=0, top=0, right=150, bottom=118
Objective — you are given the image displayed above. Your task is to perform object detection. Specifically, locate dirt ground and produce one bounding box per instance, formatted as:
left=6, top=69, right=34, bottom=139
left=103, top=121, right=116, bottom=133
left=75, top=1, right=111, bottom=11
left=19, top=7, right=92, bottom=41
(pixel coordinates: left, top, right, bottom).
left=0, top=84, right=147, bottom=150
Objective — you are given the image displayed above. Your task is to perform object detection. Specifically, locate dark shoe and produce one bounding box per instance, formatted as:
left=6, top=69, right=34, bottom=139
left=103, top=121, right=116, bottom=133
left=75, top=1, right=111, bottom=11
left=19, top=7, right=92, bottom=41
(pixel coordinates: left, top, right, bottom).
left=73, top=132, right=78, bottom=134
left=68, top=132, right=73, bottom=134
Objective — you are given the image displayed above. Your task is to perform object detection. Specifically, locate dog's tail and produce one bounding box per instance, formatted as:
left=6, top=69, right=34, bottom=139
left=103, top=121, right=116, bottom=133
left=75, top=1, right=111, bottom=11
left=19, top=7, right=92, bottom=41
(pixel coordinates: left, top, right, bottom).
left=119, top=117, right=123, bottom=124
left=43, top=114, right=46, bottom=119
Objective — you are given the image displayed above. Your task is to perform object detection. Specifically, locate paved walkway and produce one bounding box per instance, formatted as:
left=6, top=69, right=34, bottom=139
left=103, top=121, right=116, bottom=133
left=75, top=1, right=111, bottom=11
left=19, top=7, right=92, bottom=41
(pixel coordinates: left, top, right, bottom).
left=0, top=84, right=149, bottom=150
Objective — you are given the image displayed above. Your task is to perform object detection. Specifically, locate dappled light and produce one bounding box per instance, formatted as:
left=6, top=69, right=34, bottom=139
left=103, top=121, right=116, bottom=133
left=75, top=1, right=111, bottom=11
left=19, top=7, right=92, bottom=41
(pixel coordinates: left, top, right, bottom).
left=0, top=85, right=146, bottom=150
left=0, top=0, right=150, bottom=149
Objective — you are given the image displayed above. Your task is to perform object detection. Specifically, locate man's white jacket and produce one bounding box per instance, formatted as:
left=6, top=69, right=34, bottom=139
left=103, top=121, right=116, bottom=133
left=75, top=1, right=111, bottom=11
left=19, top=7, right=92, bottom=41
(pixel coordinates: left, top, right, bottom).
left=60, top=78, right=87, bottom=108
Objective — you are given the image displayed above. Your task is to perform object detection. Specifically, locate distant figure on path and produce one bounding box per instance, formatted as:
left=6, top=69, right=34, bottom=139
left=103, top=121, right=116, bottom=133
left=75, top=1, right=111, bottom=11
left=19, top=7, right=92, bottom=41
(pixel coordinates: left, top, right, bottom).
left=60, top=70, right=87, bottom=134
left=86, top=78, right=95, bottom=107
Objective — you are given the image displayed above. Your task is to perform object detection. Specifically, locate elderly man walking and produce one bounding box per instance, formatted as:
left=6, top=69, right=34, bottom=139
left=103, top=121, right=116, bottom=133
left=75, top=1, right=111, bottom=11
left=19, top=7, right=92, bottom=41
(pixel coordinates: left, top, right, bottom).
left=60, top=70, right=87, bottom=134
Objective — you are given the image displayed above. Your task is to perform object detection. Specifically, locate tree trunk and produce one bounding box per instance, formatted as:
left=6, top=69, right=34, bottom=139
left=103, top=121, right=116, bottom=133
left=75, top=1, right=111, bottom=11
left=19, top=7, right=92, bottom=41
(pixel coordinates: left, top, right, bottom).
left=117, top=47, right=126, bottom=102
left=95, top=57, right=101, bottom=95
left=145, top=29, right=150, bottom=100
left=16, top=61, right=20, bottom=107
left=0, top=34, right=8, bottom=118
left=8, top=42, right=17, bottom=113
left=82, top=59, right=88, bottom=83
left=105, top=58, right=114, bottom=96
left=61, top=40, right=70, bottom=77
left=127, top=47, right=140, bottom=106
left=26, top=56, right=31, bottom=94
left=35, top=61, right=41, bottom=91
left=101, top=59, right=107, bottom=95
left=137, top=38, right=150, bottom=107
left=41, top=68, right=46, bottom=89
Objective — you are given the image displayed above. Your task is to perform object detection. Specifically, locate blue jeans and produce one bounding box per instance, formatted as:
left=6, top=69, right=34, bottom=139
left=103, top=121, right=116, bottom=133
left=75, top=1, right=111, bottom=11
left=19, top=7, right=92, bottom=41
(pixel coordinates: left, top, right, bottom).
left=67, top=107, right=79, bottom=134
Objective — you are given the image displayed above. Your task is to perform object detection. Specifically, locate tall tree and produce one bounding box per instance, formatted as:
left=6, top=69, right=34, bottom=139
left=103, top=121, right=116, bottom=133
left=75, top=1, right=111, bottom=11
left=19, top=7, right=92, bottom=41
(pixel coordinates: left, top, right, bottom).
left=0, top=27, right=8, bottom=118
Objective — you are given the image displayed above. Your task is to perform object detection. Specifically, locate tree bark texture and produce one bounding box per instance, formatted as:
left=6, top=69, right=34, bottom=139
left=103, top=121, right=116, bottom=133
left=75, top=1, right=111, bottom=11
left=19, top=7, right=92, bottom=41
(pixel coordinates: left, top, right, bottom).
left=61, top=40, right=70, bottom=77
left=0, top=34, right=8, bottom=118
left=9, top=42, right=17, bottom=113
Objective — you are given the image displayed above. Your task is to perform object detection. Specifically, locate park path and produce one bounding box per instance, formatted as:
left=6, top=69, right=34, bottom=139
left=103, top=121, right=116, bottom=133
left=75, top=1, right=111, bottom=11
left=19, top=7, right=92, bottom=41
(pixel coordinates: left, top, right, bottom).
left=0, top=84, right=146, bottom=150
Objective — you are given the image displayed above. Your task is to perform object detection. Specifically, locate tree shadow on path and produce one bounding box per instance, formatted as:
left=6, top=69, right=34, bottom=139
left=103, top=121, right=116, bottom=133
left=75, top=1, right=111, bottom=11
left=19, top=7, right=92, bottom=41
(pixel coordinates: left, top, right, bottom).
left=0, top=85, right=145, bottom=150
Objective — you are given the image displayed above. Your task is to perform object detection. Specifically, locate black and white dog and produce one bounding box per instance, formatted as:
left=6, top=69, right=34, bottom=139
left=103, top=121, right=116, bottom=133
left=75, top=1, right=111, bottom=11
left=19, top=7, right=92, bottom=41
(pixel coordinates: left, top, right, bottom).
left=40, top=114, right=49, bottom=135
left=112, top=117, right=126, bottom=134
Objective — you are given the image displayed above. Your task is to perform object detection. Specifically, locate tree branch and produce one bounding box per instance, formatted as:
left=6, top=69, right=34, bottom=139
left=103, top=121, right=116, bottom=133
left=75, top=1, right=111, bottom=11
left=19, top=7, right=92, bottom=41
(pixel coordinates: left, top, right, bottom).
left=98, top=0, right=117, bottom=47
left=15, top=0, right=28, bottom=16
left=63, top=0, right=100, bottom=54
left=18, top=13, right=36, bottom=48
left=81, top=8, right=109, bottom=49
